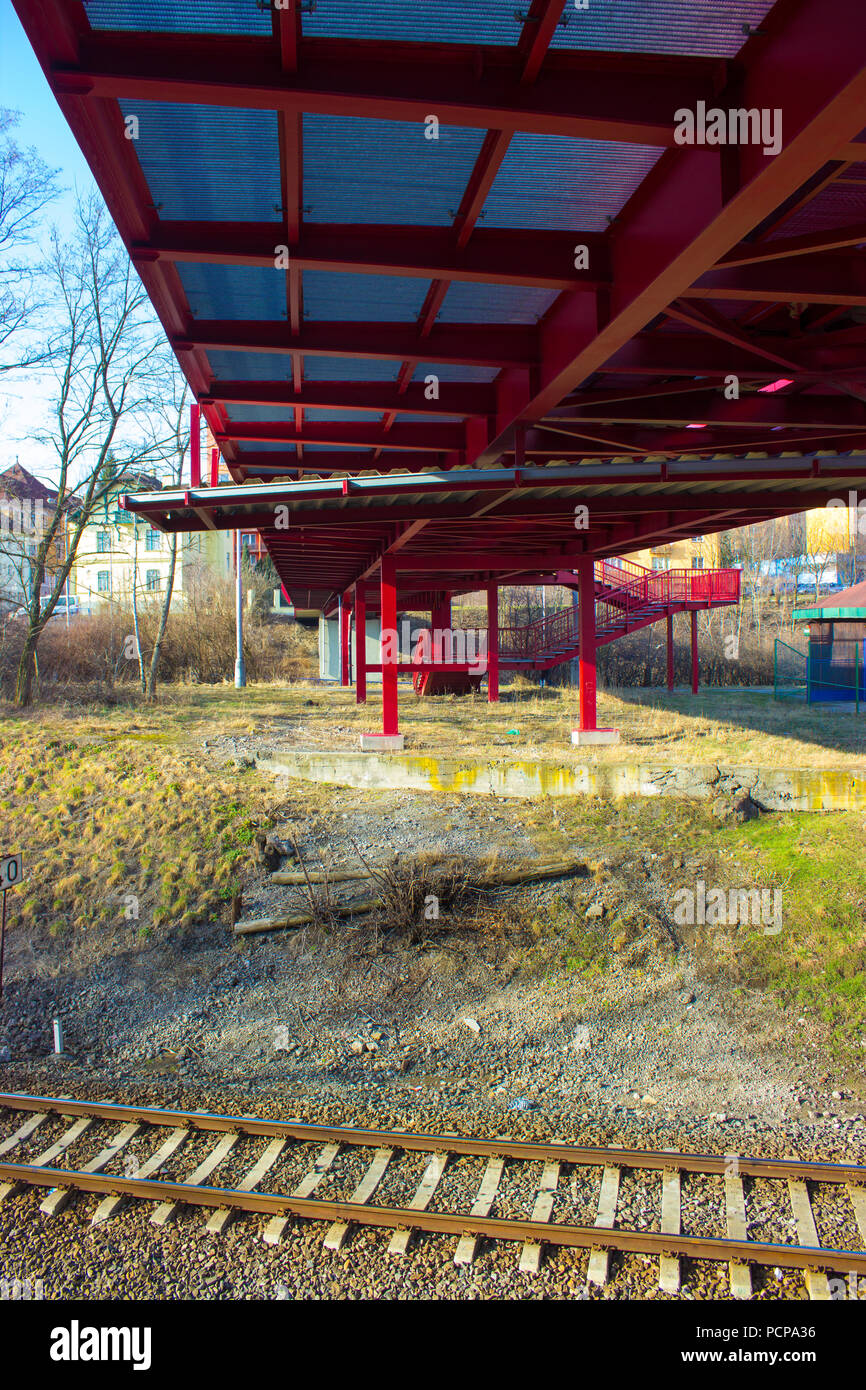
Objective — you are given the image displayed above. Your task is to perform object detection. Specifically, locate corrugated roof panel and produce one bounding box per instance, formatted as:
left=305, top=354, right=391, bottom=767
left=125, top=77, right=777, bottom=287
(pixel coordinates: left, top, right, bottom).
left=296, top=443, right=371, bottom=452
left=550, top=0, right=776, bottom=57
left=228, top=405, right=297, bottom=424
left=303, top=271, right=429, bottom=322
left=481, top=134, right=663, bottom=231
left=84, top=0, right=270, bottom=32
left=233, top=442, right=297, bottom=454
left=303, top=357, right=402, bottom=382
left=207, top=351, right=295, bottom=381
left=177, top=263, right=287, bottom=320
left=304, top=409, right=385, bottom=423
left=119, top=103, right=281, bottom=221
left=302, top=0, right=523, bottom=46
left=412, top=362, right=498, bottom=384
left=397, top=414, right=464, bottom=423
left=438, top=282, right=558, bottom=324
left=303, top=115, right=486, bottom=224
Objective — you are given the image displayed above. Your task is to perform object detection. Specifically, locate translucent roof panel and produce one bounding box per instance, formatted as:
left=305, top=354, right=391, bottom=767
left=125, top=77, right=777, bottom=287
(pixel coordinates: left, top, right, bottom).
left=84, top=0, right=271, bottom=33
left=411, top=362, right=498, bottom=384
left=228, top=405, right=297, bottom=424
left=303, top=271, right=429, bottom=322
left=437, top=282, right=558, bottom=325
left=304, top=409, right=384, bottom=423
left=119, top=103, right=281, bottom=221
left=550, top=0, right=777, bottom=57
left=303, top=357, right=402, bottom=383
left=303, top=116, right=486, bottom=224
left=177, top=264, right=287, bottom=320
left=302, top=0, right=523, bottom=46
left=481, top=134, right=664, bottom=231
left=207, top=351, right=295, bottom=381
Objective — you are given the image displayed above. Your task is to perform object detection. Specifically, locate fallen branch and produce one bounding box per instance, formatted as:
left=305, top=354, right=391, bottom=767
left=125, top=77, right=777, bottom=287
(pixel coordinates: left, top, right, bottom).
left=233, top=896, right=382, bottom=935
left=237, top=854, right=587, bottom=936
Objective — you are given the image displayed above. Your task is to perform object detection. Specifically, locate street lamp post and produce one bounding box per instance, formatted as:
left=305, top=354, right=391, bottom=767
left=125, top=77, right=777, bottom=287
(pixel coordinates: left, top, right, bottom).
left=234, top=528, right=246, bottom=689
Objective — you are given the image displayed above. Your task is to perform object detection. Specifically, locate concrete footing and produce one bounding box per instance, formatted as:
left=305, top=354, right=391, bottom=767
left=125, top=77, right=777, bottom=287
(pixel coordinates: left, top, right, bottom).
left=255, top=750, right=866, bottom=810
left=360, top=733, right=405, bottom=751
left=572, top=728, right=621, bottom=746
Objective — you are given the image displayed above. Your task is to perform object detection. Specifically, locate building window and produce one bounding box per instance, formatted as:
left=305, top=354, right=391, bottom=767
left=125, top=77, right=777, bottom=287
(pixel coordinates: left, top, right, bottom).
left=693, top=557, right=704, bottom=569
left=145, top=570, right=160, bottom=592
left=651, top=556, right=669, bottom=571
left=97, top=571, right=111, bottom=593
left=145, top=528, right=161, bottom=551
left=96, top=531, right=110, bottom=553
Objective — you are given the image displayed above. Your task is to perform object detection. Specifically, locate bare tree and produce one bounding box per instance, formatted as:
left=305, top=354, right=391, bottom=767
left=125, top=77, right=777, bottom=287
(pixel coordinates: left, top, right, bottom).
left=13, top=192, right=167, bottom=706
left=0, top=109, right=60, bottom=374
left=129, top=361, right=190, bottom=699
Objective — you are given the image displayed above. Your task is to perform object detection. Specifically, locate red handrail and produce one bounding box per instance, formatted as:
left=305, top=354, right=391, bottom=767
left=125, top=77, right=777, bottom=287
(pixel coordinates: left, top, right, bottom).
left=495, top=565, right=740, bottom=662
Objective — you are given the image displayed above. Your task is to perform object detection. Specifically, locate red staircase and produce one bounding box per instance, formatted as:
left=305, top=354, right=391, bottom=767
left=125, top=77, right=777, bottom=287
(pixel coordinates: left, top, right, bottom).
left=497, top=559, right=740, bottom=672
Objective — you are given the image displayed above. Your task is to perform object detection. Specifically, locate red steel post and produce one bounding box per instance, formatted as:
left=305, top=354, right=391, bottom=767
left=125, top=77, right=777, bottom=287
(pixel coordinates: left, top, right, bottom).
left=432, top=592, right=451, bottom=663
left=577, top=557, right=597, bottom=731
left=691, top=609, right=699, bottom=694
left=380, top=555, right=399, bottom=736
left=487, top=583, right=499, bottom=702
left=210, top=447, right=219, bottom=487
left=190, top=403, right=201, bottom=487
left=340, top=596, right=351, bottom=687
left=355, top=582, right=366, bottom=704
left=667, top=615, right=675, bottom=691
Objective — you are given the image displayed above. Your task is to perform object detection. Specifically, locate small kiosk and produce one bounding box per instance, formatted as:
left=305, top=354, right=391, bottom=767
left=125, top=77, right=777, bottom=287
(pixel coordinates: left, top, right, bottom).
left=793, top=580, right=866, bottom=706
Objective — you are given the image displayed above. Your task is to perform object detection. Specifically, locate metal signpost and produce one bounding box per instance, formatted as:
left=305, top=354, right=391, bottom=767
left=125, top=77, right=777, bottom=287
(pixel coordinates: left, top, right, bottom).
left=0, top=853, right=23, bottom=999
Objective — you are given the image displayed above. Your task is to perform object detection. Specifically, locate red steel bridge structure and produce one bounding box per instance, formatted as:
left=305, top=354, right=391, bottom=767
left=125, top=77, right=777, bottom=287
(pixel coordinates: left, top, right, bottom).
left=14, top=0, right=866, bottom=744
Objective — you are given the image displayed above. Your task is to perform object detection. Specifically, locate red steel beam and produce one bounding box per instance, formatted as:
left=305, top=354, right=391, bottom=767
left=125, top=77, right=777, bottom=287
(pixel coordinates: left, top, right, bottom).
left=64, top=33, right=718, bottom=146
left=176, top=321, right=535, bottom=368
left=137, top=221, right=597, bottom=289
left=217, top=421, right=464, bottom=450
left=202, top=380, right=496, bottom=417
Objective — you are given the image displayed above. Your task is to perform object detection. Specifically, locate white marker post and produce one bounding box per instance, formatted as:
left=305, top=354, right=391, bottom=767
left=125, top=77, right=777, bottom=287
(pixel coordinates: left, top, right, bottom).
left=0, top=854, right=24, bottom=999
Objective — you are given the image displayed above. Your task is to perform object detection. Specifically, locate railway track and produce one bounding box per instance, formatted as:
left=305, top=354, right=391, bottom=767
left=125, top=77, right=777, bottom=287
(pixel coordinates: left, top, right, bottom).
left=1, top=1093, right=865, bottom=1299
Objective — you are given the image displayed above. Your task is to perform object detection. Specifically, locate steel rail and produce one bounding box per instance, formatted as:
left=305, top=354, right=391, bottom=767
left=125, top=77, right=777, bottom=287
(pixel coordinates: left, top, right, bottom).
left=3, top=1095, right=866, bottom=1185
left=1, top=1161, right=865, bottom=1276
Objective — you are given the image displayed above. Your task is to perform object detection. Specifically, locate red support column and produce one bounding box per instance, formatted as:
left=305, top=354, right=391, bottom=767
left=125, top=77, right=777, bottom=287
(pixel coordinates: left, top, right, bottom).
left=572, top=558, right=619, bottom=745
left=380, top=555, right=400, bottom=739
left=577, top=558, right=597, bottom=731
left=339, top=597, right=351, bottom=687
left=190, top=403, right=201, bottom=487
left=691, top=609, right=699, bottom=695
left=354, top=582, right=366, bottom=704
left=486, top=583, right=499, bottom=703
left=431, top=592, right=451, bottom=664
left=210, top=447, right=219, bottom=487
left=667, top=615, right=675, bottom=691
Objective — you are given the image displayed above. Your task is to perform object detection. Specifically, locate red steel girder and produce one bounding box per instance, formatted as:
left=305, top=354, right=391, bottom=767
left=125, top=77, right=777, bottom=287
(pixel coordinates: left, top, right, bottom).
left=686, top=253, right=866, bottom=306
left=542, top=392, right=866, bottom=430
left=61, top=32, right=721, bottom=146
left=217, top=421, right=465, bottom=450
left=134, top=222, right=601, bottom=290
left=175, top=321, right=535, bottom=368
left=202, top=380, right=495, bottom=417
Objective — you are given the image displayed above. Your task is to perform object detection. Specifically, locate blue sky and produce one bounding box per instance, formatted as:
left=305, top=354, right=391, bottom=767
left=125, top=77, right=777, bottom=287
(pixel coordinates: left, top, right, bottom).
left=1, top=0, right=99, bottom=477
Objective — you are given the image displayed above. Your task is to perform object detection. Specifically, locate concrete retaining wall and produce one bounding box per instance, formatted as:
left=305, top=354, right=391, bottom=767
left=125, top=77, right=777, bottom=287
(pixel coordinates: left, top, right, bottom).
left=255, top=751, right=866, bottom=812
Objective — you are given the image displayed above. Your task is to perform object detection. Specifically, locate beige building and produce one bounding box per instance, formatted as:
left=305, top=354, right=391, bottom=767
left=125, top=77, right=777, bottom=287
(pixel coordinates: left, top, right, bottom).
left=70, top=471, right=234, bottom=614
left=625, top=534, right=721, bottom=572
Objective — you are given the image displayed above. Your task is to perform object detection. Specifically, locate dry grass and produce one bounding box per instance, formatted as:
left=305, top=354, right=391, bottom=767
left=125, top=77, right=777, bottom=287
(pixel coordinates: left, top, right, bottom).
left=156, top=678, right=866, bottom=770
left=0, top=708, right=276, bottom=972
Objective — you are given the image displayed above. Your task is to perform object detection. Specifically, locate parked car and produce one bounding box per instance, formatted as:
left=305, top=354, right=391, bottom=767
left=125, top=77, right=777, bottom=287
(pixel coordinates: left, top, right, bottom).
left=7, top=595, right=80, bottom=620
left=47, top=594, right=80, bottom=619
